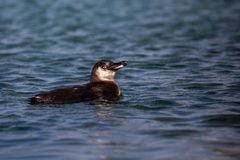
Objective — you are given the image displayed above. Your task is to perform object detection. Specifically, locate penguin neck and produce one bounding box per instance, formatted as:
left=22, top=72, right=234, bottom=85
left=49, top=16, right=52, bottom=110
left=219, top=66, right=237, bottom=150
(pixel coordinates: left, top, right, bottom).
left=90, top=73, right=115, bottom=83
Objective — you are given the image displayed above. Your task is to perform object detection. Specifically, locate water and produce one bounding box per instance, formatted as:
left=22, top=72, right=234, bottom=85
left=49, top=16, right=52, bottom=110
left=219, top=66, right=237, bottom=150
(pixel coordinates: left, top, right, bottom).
left=0, top=0, right=240, bottom=159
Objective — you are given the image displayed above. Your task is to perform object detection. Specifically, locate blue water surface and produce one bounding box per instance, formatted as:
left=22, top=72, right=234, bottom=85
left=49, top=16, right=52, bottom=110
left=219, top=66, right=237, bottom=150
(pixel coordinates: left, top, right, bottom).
left=0, top=0, right=240, bottom=160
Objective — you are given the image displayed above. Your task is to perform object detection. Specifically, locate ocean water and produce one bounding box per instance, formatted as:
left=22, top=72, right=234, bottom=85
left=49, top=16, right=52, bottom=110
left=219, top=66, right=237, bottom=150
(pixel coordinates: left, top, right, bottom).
left=0, top=0, right=240, bottom=159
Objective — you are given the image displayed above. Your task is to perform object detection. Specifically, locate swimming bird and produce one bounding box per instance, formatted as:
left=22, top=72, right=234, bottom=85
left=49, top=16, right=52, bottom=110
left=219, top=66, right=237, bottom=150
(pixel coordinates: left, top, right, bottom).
left=29, top=60, right=128, bottom=104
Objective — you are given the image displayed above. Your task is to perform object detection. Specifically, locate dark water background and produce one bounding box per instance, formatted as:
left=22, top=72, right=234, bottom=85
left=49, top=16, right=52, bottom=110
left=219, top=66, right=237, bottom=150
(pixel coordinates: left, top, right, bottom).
left=1, top=0, right=240, bottom=159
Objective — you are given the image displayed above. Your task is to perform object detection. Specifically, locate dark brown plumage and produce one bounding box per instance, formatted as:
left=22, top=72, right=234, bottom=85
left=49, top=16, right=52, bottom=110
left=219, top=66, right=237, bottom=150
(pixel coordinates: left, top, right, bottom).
left=29, top=60, right=127, bottom=104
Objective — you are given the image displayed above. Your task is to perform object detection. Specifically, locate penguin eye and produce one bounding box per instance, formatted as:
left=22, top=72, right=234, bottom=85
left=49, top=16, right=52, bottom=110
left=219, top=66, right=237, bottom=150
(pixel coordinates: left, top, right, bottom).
left=102, top=66, right=107, bottom=70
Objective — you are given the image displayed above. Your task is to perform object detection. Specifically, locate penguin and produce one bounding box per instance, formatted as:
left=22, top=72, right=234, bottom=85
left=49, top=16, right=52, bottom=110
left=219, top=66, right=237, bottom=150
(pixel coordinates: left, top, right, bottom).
left=29, top=60, right=128, bottom=104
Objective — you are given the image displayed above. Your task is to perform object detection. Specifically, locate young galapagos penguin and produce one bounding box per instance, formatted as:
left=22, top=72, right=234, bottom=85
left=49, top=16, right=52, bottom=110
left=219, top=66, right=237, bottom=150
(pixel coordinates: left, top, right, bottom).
left=29, top=60, right=128, bottom=104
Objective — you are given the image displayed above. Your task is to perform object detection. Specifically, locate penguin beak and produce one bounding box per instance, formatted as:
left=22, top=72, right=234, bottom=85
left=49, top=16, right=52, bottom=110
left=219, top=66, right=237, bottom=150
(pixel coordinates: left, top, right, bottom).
left=109, top=61, right=128, bottom=70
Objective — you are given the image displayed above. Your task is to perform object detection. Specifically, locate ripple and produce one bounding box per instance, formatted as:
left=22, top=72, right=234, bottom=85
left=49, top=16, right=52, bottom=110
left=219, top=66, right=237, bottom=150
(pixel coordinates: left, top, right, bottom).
left=184, top=82, right=223, bottom=90
left=130, top=102, right=175, bottom=110
left=140, top=128, right=200, bottom=138
left=200, top=114, right=240, bottom=127
left=152, top=99, right=180, bottom=106
left=153, top=116, right=184, bottom=123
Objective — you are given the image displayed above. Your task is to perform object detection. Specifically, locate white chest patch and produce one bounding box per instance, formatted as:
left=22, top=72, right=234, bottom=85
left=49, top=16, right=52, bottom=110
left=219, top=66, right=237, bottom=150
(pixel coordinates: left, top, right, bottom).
left=95, top=68, right=115, bottom=81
